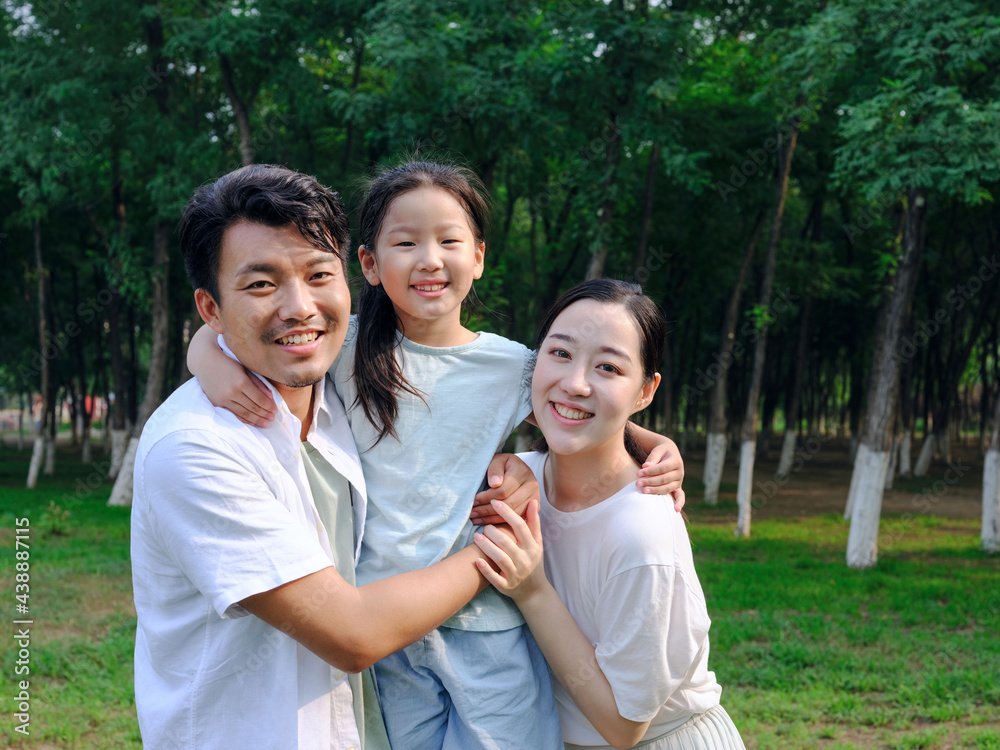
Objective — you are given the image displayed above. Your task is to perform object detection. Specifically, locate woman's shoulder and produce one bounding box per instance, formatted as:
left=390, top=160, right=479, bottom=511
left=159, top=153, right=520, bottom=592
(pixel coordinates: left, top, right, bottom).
left=599, top=487, right=686, bottom=568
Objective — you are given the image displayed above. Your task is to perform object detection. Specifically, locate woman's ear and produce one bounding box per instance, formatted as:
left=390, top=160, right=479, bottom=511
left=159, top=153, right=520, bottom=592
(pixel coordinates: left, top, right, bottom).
left=633, top=372, right=661, bottom=413
left=358, top=245, right=381, bottom=286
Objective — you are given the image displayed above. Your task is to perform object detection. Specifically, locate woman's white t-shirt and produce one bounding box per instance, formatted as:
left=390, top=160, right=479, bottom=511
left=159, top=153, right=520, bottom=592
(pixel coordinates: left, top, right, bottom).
left=519, top=451, right=723, bottom=746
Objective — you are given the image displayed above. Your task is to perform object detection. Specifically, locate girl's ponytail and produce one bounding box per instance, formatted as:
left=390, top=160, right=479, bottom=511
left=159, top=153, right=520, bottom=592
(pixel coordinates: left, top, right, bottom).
left=354, top=280, right=424, bottom=445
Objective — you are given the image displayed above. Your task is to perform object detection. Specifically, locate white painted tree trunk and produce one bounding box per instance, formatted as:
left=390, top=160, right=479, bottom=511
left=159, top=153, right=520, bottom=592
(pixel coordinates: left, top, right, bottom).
left=44, top=437, right=55, bottom=476
left=776, top=429, right=797, bottom=478
left=899, top=429, right=913, bottom=477
left=914, top=433, right=936, bottom=477
left=849, top=436, right=858, bottom=466
left=108, top=429, right=129, bottom=479
left=107, top=436, right=139, bottom=507
left=81, top=432, right=92, bottom=464
left=703, top=432, right=727, bottom=506
left=983, top=449, right=999, bottom=554
left=844, top=449, right=864, bottom=520
left=885, top=433, right=901, bottom=491
left=26, top=437, right=44, bottom=489
left=735, top=440, right=755, bottom=537
left=847, top=444, right=890, bottom=569
left=939, top=431, right=951, bottom=464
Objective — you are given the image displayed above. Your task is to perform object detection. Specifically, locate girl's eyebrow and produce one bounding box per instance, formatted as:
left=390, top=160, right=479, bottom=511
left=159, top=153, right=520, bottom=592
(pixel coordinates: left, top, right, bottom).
left=384, top=221, right=466, bottom=234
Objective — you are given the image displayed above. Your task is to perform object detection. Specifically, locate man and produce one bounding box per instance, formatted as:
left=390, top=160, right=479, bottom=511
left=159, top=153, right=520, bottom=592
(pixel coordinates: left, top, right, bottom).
left=131, top=164, right=532, bottom=749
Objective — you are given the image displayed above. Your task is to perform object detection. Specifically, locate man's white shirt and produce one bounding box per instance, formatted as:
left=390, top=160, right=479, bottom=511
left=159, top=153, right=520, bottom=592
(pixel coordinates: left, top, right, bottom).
left=131, top=337, right=368, bottom=750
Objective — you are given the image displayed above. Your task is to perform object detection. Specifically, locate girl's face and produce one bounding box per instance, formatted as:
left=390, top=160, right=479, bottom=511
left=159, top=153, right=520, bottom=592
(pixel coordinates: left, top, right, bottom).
left=532, top=299, right=659, bottom=461
left=359, top=186, right=484, bottom=342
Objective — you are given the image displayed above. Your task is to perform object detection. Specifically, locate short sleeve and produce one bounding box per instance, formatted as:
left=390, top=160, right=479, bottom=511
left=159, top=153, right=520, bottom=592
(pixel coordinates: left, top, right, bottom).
left=517, top=348, right=536, bottom=423
left=140, top=431, right=333, bottom=619
left=593, top=565, right=712, bottom=722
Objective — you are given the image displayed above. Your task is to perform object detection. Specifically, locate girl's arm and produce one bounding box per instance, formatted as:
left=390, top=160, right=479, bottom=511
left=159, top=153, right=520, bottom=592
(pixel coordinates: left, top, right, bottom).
left=629, top=425, right=684, bottom=495
left=475, top=501, right=652, bottom=750
left=188, top=323, right=276, bottom=426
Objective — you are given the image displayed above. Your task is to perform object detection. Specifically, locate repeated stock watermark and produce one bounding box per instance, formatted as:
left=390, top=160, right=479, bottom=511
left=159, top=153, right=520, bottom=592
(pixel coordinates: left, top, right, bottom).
left=680, top=288, right=799, bottom=402
left=878, top=458, right=973, bottom=550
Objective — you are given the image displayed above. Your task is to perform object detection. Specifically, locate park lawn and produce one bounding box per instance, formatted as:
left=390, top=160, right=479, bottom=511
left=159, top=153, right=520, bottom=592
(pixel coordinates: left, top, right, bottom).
left=0, top=448, right=998, bottom=749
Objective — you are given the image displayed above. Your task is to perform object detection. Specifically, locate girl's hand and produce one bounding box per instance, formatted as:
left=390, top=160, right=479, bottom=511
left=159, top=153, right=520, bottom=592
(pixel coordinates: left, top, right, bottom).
left=474, top=500, right=546, bottom=603
left=635, top=437, right=684, bottom=498
left=470, top=454, right=538, bottom=525
left=188, top=324, right=276, bottom=426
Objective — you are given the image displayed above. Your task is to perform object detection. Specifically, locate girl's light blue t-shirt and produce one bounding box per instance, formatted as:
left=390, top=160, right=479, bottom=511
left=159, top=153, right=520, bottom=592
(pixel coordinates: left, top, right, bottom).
left=330, top=316, right=534, bottom=631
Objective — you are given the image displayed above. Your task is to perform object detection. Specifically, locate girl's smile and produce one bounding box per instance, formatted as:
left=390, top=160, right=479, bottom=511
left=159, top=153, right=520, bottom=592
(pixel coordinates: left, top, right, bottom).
left=359, top=186, right=484, bottom=347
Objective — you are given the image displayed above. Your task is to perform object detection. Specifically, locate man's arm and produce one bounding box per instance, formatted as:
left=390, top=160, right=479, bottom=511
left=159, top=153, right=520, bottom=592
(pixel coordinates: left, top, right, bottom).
left=143, top=430, right=501, bottom=676
left=240, top=548, right=489, bottom=674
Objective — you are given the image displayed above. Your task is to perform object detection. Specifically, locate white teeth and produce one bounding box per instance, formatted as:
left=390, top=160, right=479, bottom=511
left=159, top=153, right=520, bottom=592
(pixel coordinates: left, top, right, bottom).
left=554, top=403, right=593, bottom=420
left=415, top=283, right=445, bottom=291
left=278, top=331, right=318, bottom=345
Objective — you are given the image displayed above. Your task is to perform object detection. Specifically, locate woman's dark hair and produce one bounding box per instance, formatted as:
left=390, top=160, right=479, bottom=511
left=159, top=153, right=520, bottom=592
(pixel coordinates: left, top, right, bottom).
left=178, top=164, right=351, bottom=305
left=533, top=278, right=665, bottom=466
left=354, top=160, right=491, bottom=445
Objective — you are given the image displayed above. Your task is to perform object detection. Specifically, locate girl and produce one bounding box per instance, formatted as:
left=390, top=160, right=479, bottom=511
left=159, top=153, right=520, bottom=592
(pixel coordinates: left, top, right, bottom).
left=188, top=162, right=685, bottom=750
left=474, top=280, right=745, bottom=750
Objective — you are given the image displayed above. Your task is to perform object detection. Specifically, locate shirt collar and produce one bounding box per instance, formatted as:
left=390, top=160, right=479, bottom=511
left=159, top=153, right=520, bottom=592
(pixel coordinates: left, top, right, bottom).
left=216, top=334, right=329, bottom=440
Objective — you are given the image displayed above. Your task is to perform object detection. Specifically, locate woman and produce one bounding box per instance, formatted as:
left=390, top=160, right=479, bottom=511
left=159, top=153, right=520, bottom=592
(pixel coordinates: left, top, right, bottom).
left=474, top=279, right=745, bottom=750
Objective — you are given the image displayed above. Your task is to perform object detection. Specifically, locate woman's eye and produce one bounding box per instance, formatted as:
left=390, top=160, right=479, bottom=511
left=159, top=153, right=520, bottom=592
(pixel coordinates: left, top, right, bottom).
left=549, top=348, right=570, bottom=359
left=599, top=364, right=622, bottom=374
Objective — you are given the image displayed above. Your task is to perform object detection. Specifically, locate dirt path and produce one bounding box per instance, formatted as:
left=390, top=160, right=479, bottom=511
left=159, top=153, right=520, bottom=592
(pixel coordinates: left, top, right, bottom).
left=685, top=436, right=985, bottom=520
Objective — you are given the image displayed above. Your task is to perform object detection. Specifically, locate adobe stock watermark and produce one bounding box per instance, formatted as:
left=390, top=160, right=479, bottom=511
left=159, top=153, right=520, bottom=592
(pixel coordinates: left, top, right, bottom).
left=890, top=254, right=998, bottom=367
left=681, top=288, right=799, bottom=401
left=715, top=94, right=828, bottom=202
left=879, top=458, right=972, bottom=550
left=54, top=67, right=169, bottom=174
left=725, top=433, right=832, bottom=529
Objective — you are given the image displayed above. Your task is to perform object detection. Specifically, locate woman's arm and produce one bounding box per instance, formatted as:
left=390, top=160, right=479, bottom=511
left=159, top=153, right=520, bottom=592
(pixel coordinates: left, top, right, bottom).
left=475, top=501, right=652, bottom=749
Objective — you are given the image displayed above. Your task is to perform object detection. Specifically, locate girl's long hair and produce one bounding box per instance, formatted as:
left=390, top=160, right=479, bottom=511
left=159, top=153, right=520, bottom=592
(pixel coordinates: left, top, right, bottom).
left=533, top=279, right=665, bottom=466
left=354, top=161, right=490, bottom=445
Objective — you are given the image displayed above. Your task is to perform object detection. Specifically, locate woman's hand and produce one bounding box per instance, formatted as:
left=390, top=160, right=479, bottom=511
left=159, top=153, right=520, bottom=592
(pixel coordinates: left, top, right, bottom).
left=473, top=499, right=547, bottom=603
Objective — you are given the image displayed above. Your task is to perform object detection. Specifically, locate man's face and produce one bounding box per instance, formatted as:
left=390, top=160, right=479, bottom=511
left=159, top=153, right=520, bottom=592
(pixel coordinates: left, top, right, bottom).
left=196, top=221, right=351, bottom=402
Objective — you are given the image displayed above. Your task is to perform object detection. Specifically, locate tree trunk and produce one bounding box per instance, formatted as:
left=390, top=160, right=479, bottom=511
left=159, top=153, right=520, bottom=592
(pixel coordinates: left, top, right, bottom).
left=846, top=187, right=928, bottom=569
left=585, top=115, right=623, bottom=280
left=108, top=219, right=172, bottom=506
left=704, top=210, right=765, bottom=504
left=778, top=296, right=814, bottom=477
left=633, top=143, right=660, bottom=276
left=26, top=221, right=49, bottom=489
left=218, top=52, right=257, bottom=166
left=736, top=126, right=800, bottom=537
left=983, top=387, right=1000, bottom=553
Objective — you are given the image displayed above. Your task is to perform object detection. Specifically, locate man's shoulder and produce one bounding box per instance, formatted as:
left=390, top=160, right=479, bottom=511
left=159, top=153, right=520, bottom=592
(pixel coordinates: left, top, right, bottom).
left=139, top=379, right=264, bottom=458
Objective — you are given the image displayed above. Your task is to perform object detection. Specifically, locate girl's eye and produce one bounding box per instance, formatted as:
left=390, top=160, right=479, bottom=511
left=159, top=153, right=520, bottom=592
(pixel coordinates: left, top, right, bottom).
left=599, top=363, right=622, bottom=375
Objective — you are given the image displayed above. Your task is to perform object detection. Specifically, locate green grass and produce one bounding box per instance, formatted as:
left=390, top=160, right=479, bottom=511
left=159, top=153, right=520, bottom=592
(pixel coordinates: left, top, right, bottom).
left=0, top=446, right=998, bottom=748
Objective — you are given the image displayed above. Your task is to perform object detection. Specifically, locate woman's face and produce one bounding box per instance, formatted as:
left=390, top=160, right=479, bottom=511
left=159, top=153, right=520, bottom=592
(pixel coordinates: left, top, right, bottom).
left=532, top=299, right=658, bottom=459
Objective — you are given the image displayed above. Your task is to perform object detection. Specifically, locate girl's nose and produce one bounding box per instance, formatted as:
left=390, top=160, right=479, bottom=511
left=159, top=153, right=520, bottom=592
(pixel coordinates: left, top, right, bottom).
left=415, top=244, right=445, bottom=272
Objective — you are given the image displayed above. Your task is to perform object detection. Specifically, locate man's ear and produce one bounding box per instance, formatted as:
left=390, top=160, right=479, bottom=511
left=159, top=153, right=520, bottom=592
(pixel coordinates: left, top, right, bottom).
left=194, top=288, right=225, bottom=335
left=633, top=372, right=661, bottom=414
left=358, top=245, right=381, bottom=286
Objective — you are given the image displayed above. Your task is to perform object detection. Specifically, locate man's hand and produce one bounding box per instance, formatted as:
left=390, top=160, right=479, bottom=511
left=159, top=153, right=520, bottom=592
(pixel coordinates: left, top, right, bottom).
left=469, top=454, right=538, bottom=526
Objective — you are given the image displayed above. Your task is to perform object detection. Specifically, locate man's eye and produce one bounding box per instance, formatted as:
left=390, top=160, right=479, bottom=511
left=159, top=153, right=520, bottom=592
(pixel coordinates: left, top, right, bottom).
left=246, top=280, right=273, bottom=289
left=311, top=271, right=333, bottom=281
